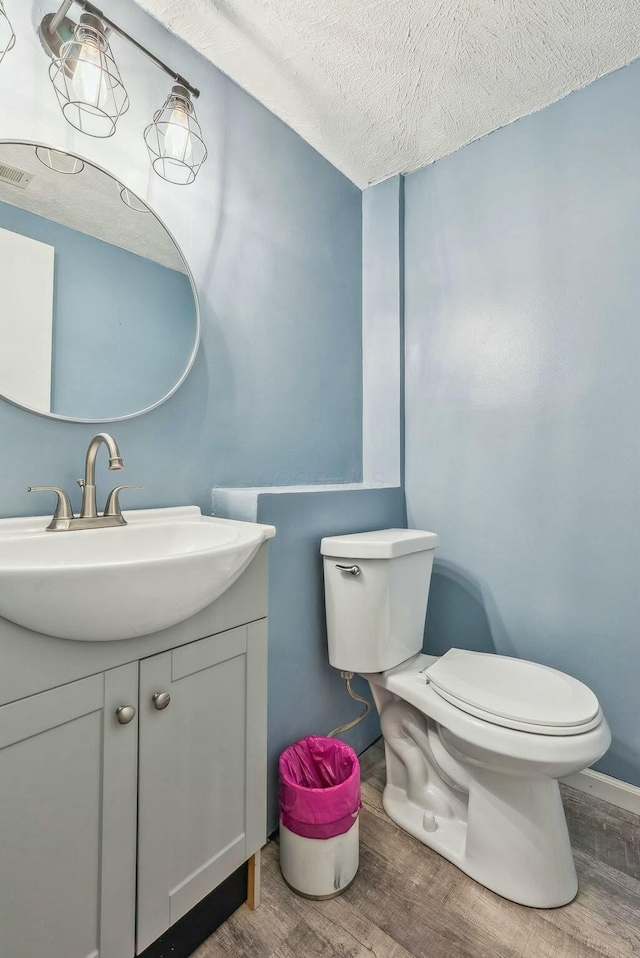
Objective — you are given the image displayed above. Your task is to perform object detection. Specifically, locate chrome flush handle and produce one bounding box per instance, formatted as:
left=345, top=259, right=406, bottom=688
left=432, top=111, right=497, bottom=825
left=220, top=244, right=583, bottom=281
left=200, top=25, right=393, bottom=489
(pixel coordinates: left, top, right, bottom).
left=335, top=564, right=361, bottom=577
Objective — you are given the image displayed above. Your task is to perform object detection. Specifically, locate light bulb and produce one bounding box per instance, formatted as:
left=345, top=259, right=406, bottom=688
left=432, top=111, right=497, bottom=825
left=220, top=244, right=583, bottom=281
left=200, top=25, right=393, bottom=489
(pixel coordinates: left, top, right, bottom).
left=144, top=84, right=207, bottom=184
left=47, top=12, right=128, bottom=136
left=163, top=103, right=193, bottom=164
left=71, top=37, right=108, bottom=109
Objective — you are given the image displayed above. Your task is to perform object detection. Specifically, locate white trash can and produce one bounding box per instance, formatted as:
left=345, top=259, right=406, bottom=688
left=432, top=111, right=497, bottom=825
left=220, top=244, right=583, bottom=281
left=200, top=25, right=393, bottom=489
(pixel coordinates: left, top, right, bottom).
left=278, top=736, right=361, bottom=899
left=279, top=817, right=359, bottom=899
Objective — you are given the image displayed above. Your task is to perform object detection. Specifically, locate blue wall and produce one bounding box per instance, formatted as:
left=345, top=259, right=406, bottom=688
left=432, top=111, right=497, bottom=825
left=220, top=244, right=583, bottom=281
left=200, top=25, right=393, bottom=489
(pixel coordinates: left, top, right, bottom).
left=362, top=175, right=403, bottom=486
left=0, top=200, right=196, bottom=419
left=254, top=488, right=406, bottom=831
left=404, top=62, right=640, bottom=785
left=0, top=0, right=368, bottom=845
left=0, top=1, right=362, bottom=518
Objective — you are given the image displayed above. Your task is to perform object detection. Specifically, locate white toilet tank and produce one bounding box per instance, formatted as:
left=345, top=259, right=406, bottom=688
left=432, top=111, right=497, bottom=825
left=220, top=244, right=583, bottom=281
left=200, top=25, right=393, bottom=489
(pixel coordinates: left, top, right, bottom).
left=321, top=529, right=438, bottom=674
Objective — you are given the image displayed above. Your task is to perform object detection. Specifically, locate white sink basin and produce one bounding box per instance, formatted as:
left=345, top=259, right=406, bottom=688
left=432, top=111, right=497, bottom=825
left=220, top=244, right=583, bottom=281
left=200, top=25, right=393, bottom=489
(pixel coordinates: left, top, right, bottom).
left=0, top=506, right=275, bottom=641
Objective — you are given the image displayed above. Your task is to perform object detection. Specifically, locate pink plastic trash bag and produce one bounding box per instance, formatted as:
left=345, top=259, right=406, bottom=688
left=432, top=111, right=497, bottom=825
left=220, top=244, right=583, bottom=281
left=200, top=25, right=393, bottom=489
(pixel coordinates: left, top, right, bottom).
left=279, top=736, right=361, bottom=840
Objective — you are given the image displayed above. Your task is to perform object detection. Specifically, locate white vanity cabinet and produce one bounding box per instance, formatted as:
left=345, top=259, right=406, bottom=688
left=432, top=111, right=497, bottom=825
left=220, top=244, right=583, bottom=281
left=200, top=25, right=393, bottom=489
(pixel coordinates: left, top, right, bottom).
left=136, top=622, right=267, bottom=953
left=0, top=664, right=139, bottom=958
left=0, top=544, right=270, bottom=958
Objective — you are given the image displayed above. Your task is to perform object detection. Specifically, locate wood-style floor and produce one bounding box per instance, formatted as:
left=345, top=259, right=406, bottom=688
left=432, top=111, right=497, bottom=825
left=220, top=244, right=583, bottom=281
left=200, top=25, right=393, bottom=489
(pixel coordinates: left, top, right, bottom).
left=196, top=740, right=640, bottom=958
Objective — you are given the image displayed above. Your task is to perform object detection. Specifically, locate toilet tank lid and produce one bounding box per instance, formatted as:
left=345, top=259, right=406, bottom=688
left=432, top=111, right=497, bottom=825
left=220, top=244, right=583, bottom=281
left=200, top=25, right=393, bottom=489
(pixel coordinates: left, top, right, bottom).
left=320, top=528, right=438, bottom=559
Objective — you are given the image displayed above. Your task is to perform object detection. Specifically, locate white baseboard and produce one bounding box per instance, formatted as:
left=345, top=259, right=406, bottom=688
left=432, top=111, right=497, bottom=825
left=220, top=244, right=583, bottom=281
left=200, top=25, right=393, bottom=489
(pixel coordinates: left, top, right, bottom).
left=561, top=768, right=640, bottom=815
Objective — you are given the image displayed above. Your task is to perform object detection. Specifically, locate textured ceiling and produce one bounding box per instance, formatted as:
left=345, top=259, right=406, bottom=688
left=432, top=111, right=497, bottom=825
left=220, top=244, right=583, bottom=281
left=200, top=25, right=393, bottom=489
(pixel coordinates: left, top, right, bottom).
left=0, top=143, right=186, bottom=272
left=135, top=0, right=640, bottom=188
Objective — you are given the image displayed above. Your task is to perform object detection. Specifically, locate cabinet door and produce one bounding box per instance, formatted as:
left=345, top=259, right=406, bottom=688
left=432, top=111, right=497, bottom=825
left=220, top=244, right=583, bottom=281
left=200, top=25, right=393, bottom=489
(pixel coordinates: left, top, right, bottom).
left=0, top=663, right=138, bottom=958
left=137, top=621, right=267, bottom=952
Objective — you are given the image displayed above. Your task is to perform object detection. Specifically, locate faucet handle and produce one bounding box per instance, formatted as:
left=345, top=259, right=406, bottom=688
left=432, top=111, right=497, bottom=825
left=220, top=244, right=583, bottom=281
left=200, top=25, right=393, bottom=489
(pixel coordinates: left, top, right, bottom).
left=28, top=487, right=74, bottom=520
left=104, top=484, right=142, bottom=517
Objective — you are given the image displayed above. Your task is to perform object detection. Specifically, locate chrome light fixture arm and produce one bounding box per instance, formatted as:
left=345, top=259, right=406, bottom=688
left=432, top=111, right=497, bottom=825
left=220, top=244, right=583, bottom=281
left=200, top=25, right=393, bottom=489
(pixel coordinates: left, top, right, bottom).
left=43, top=0, right=199, bottom=99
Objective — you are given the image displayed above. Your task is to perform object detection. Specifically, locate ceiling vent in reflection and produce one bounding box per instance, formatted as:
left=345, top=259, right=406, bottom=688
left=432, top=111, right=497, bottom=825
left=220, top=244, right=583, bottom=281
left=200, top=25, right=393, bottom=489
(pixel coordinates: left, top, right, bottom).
left=0, top=163, right=32, bottom=189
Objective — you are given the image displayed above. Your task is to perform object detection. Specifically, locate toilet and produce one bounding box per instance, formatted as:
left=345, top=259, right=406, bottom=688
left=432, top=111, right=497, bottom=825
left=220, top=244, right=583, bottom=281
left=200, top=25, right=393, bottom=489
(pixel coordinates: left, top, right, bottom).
left=321, top=529, right=611, bottom=908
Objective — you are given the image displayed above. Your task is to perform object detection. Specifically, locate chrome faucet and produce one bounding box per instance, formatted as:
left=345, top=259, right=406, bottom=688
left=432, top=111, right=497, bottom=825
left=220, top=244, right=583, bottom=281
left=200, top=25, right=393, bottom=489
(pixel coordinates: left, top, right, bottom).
left=78, top=432, right=124, bottom=519
left=28, top=433, right=141, bottom=531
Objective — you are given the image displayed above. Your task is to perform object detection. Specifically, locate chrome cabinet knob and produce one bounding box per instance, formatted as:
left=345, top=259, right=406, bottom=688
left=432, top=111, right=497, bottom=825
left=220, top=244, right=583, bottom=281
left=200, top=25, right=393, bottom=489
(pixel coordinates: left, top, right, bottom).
left=153, top=691, right=171, bottom=710
left=116, top=705, right=136, bottom=725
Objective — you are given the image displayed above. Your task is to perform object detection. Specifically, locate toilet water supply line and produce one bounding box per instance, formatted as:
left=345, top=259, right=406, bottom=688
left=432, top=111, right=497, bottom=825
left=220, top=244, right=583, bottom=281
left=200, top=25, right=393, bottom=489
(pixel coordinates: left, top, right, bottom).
left=327, top=671, right=371, bottom=738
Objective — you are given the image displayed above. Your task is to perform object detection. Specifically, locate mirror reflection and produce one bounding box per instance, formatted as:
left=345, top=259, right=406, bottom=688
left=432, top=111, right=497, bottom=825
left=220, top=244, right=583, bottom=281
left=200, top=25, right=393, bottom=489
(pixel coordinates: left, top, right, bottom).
left=0, top=142, right=198, bottom=422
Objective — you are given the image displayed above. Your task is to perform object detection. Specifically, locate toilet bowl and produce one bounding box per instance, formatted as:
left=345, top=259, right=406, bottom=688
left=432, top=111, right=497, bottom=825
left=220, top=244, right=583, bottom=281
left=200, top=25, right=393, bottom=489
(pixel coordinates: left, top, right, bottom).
left=321, top=529, right=611, bottom=908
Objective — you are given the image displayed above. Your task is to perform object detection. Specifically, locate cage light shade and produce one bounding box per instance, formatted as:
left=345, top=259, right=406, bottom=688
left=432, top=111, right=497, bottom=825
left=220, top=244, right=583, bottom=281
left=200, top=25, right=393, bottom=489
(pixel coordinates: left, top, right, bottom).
left=119, top=185, right=149, bottom=212
left=144, top=85, right=207, bottom=186
left=35, top=146, right=84, bottom=175
left=49, top=13, right=129, bottom=138
left=0, top=2, right=15, bottom=64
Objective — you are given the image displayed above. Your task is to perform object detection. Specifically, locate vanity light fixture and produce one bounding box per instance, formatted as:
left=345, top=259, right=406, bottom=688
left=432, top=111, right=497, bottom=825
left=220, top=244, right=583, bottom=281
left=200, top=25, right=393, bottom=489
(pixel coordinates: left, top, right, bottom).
left=35, top=146, right=85, bottom=175
left=39, top=0, right=206, bottom=182
left=47, top=11, right=128, bottom=138
left=0, top=2, right=15, bottom=63
left=144, top=84, right=207, bottom=186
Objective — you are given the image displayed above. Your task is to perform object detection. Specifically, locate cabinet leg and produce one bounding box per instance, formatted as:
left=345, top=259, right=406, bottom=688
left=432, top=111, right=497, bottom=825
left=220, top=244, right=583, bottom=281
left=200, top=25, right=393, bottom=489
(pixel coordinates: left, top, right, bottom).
left=247, top=850, right=261, bottom=910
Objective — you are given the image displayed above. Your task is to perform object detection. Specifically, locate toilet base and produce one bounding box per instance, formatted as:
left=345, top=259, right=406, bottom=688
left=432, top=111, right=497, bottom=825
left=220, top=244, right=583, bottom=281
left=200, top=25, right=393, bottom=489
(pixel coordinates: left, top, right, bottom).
left=377, top=695, right=579, bottom=908
left=381, top=773, right=578, bottom=908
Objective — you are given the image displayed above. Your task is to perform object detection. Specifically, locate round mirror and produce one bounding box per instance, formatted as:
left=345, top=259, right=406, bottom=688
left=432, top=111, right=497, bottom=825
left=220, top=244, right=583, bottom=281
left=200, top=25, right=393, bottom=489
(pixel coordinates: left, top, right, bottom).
left=0, top=141, right=199, bottom=422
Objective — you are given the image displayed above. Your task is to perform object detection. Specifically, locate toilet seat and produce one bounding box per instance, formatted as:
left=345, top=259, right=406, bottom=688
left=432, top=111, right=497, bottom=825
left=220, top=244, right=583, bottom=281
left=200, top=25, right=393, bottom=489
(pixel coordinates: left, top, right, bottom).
left=423, top=649, right=602, bottom=736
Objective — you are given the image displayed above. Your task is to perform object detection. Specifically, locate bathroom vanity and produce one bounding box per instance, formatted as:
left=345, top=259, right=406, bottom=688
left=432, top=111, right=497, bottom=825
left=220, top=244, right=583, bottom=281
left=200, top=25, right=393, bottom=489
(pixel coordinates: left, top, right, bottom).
left=0, top=130, right=273, bottom=957
left=0, top=520, right=271, bottom=958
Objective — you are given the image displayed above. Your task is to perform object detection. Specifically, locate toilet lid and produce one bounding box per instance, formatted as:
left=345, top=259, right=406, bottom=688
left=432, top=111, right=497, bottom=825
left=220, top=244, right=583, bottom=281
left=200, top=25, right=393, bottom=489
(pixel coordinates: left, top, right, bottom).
left=425, top=649, right=600, bottom=729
